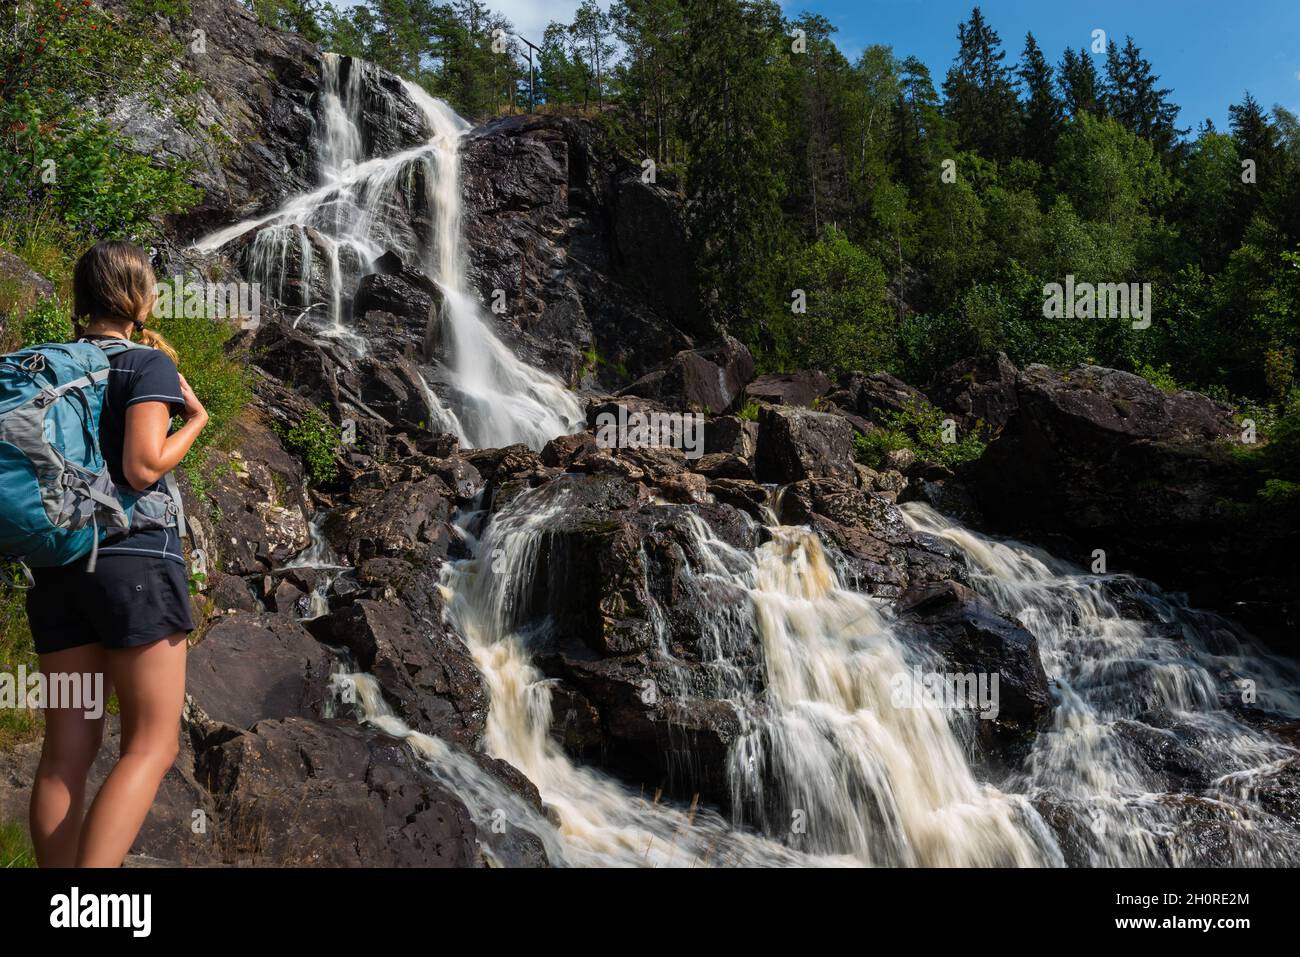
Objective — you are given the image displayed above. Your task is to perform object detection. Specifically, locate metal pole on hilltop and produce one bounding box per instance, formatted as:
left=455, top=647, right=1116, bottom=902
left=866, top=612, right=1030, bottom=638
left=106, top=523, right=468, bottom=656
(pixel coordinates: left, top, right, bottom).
left=516, top=34, right=541, bottom=113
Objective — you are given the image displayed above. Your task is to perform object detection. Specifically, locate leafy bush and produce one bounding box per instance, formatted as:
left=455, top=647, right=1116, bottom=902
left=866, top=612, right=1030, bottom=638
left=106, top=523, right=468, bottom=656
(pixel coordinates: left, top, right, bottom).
left=1255, top=401, right=1300, bottom=503
left=0, top=0, right=204, bottom=241
left=19, top=294, right=72, bottom=346
left=278, top=407, right=342, bottom=487
left=854, top=400, right=986, bottom=470
left=1136, top=362, right=1181, bottom=394
left=736, top=399, right=760, bottom=422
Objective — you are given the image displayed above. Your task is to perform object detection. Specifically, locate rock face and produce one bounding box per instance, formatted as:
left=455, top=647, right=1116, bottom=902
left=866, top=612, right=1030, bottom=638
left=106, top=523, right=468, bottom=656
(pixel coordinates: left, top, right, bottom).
left=964, top=361, right=1298, bottom=649
left=460, top=114, right=705, bottom=388
left=754, top=405, right=856, bottom=484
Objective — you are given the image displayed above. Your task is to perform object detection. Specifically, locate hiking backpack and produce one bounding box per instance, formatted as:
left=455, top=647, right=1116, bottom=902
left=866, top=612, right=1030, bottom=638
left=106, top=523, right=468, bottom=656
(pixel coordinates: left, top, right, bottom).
left=0, top=337, right=187, bottom=581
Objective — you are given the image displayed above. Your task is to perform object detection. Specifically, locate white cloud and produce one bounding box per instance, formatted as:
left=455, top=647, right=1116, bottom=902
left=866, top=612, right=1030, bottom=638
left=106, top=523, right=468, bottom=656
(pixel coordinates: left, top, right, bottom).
left=492, top=0, right=613, bottom=42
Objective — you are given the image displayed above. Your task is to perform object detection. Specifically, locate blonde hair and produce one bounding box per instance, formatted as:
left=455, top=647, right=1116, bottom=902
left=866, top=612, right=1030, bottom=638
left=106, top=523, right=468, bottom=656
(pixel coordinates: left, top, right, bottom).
left=72, top=241, right=179, bottom=364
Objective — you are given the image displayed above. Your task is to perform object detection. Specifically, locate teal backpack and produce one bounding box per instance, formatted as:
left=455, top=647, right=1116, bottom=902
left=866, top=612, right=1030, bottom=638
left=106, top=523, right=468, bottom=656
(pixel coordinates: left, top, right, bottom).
left=0, top=338, right=187, bottom=582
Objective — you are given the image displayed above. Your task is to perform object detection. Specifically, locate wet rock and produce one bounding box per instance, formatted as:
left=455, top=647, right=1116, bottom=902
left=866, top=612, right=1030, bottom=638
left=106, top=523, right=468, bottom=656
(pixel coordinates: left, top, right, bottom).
left=776, top=479, right=968, bottom=596
left=896, top=580, right=1051, bottom=759
left=967, top=361, right=1298, bottom=651
left=328, top=599, right=488, bottom=747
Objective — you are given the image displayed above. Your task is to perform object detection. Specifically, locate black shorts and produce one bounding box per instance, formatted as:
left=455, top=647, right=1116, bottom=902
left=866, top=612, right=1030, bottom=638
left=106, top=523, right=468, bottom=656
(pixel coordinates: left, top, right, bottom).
left=27, top=553, right=195, bottom=656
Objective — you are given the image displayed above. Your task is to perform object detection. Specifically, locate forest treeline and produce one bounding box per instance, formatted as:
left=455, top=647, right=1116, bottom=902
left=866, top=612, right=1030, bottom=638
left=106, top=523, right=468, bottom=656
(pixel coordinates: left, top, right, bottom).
left=2, top=0, right=1298, bottom=411
left=255, top=0, right=1300, bottom=408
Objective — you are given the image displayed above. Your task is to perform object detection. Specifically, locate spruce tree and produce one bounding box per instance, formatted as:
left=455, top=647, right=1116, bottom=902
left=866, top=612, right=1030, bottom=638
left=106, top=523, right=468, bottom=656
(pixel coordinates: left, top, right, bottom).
left=941, top=6, right=1021, bottom=162
left=1016, top=32, right=1061, bottom=166
left=1057, top=47, right=1102, bottom=118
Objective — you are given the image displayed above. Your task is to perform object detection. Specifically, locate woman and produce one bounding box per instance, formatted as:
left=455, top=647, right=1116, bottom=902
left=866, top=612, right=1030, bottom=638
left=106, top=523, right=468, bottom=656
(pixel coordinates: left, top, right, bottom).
left=27, top=241, right=208, bottom=867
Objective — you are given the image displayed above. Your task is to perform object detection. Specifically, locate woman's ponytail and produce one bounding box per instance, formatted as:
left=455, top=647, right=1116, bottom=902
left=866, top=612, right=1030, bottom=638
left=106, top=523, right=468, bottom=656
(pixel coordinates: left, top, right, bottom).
left=133, top=322, right=180, bottom=364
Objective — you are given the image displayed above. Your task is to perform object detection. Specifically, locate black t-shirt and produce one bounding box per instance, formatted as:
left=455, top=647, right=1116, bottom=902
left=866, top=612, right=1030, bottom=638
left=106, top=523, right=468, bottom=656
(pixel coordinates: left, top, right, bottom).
left=86, top=336, right=186, bottom=564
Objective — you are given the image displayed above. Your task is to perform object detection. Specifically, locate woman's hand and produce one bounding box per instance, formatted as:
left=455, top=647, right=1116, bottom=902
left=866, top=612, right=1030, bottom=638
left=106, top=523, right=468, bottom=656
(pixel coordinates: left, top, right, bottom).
left=178, top=373, right=208, bottom=426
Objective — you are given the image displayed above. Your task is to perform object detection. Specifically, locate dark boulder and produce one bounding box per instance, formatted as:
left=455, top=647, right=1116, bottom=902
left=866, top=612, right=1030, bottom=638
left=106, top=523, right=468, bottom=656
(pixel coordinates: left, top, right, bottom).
left=187, top=613, right=340, bottom=730
left=927, top=352, right=1020, bottom=431
left=896, top=580, right=1051, bottom=761
left=745, top=370, right=832, bottom=408
left=328, top=599, right=488, bottom=747
left=754, top=406, right=856, bottom=484
left=324, top=476, right=454, bottom=563
left=195, top=717, right=489, bottom=867
left=619, top=336, right=754, bottom=414
left=967, top=361, right=1298, bottom=650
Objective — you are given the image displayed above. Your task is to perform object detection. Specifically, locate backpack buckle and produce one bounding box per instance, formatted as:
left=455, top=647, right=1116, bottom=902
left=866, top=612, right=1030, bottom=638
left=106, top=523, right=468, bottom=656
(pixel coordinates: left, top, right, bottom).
left=35, top=386, right=58, bottom=408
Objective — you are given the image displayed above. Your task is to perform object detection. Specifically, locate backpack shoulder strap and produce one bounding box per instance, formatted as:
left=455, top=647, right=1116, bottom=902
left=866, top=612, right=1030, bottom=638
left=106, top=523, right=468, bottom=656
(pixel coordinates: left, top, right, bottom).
left=83, top=337, right=152, bottom=358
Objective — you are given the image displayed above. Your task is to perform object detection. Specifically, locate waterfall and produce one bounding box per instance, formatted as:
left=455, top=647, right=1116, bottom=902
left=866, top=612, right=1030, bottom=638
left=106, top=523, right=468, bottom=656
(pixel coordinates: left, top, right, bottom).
left=192, top=54, right=584, bottom=451
left=903, top=502, right=1300, bottom=866
left=190, top=55, right=1300, bottom=868
left=340, top=481, right=1064, bottom=865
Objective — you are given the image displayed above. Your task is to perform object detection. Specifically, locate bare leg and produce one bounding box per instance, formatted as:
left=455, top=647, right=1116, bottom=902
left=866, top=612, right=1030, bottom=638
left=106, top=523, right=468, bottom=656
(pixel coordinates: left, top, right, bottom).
left=75, top=634, right=187, bottom=868
left=30, top=644, right=111, bottom=868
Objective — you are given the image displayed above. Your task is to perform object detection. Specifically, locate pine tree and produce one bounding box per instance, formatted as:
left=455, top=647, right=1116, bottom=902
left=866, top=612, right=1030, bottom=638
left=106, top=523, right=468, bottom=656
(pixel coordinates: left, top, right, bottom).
left=1016, top=32, right=1061, bottom=166
left=570, top=0, right=615, bottom=109
left=1103, top=36, right=1182, bottom=156
left=681, top=0, right=788, bottom=341
left=890, top=56, right=944, bottom=196
left=1057, top=47, right=1102, bottom=118
left=610, top=0, right=685, bottom=165
left=941, top=6, right=1021, bottom=162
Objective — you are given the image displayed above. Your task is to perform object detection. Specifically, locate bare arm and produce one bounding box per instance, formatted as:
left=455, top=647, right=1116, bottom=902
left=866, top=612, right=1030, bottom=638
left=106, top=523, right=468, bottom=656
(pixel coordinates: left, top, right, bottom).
left=121, top=374, right=208, bottom=492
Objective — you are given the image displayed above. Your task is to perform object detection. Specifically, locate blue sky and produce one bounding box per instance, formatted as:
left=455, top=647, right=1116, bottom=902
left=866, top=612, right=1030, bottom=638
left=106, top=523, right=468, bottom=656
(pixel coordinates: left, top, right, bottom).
left=492, top=0, right=1300, bottom=131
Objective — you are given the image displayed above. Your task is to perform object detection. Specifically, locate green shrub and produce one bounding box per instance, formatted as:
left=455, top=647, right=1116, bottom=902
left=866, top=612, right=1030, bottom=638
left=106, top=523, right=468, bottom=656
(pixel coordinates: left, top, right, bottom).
left=1136, top=362, right=1181, bottom=394
left=853, top=400, right=986, bottom=470
left=19, top=294, right=72, bottom=347
left=278, top=407, right=342, bottom=487
left=736, top=399, right=760, bottom=422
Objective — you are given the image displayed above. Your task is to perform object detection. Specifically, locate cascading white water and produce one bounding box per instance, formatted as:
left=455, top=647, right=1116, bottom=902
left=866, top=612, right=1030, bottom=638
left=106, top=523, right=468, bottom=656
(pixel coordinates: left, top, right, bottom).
left=192, top=54, right=583, bottom=450
left=341, top=481, right=1063, bottom=866
left=903, top=502, right=1300, bottom=866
